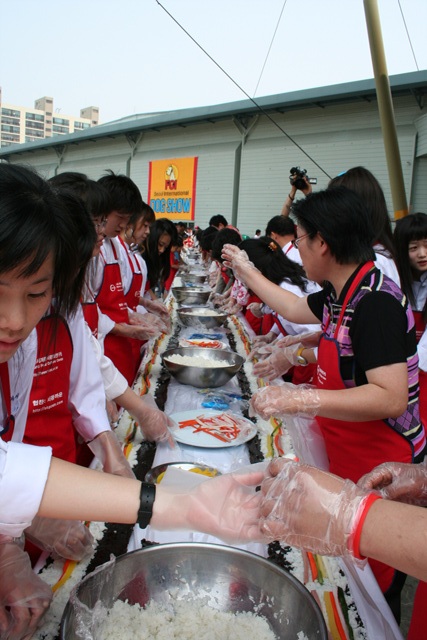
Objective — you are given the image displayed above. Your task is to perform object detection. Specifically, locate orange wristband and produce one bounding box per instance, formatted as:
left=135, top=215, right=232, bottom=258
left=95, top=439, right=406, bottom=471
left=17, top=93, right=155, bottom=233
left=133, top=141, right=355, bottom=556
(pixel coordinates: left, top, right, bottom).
left=350, top=494, right=382, bottom=560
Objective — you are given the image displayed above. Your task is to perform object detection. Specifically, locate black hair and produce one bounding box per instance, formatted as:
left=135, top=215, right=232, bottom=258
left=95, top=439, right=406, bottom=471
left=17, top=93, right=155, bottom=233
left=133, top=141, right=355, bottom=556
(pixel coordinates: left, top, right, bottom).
left=199, top=226, right=219, bottom=252
left=394, top=212, right=427, bottom=317
left=0, top=163, right=89, bottom=315
left=239, top=236, right=309, bottom=290
left=49, top=172, right=112, bottom=219
left=292, top=187, right=376, bottom=265
left=265, top=215, right=296, bottom=237
left=209, top=214, right=228, bottom=228
left=328, top=166, right=395, bottom=257
left=211, top=228, right=241, bottom=263
left=141, top=218, right=177, bottom=290
left=97, top=170, right=144, bottom=215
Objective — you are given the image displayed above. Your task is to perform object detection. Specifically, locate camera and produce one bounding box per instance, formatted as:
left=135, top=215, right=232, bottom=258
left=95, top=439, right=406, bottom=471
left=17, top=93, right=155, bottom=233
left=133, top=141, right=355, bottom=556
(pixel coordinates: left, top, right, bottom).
left=289, top=166, right=317, bottom=189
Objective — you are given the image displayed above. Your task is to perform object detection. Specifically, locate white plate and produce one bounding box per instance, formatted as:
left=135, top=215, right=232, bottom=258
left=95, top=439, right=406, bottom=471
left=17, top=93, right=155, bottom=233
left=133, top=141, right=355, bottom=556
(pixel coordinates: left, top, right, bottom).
left=168, top=409, right=257, bottom=448
left=179, top=338, right=227, bottom=350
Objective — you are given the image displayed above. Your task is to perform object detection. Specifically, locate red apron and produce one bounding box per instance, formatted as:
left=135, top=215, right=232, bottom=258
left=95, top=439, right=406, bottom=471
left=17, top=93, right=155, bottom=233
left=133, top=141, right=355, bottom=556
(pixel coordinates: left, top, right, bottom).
left=0, top=362, right=15, bottom=438
left=95, top=243, right=135, bottom=386
left=316, top=261, right=412, bottom=592
left=2, top=314, right=78, bottom=464
left=413, top=310, right=427, bottom=430
left=119, top=237, right=144, bottom=372
left=82, top=299, right=99, bottom=339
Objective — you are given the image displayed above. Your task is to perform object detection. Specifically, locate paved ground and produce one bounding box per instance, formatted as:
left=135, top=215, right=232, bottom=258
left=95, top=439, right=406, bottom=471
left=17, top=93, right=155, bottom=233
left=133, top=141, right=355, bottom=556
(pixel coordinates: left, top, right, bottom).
left=400, top=576, right=418, bottom=638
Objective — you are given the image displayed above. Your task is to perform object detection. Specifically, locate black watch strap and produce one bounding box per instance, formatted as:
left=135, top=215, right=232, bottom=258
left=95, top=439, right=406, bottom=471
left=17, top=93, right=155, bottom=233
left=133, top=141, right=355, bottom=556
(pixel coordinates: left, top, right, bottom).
left=137, top=482, right=156, bottom=529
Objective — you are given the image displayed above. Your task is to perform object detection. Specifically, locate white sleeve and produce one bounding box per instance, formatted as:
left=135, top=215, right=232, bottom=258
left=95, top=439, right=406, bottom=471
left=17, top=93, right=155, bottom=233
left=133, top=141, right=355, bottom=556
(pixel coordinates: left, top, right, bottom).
left=374, top=252, right=401, bottom=287
left=418, top=329, right=427, bottom=372
left=0, top=440, right=52, bottom=536
left=275, top=280, right=321, bottom=336
left=67, top=306, right=111, bottom=441
left=86, top=324, right=128, bottom=401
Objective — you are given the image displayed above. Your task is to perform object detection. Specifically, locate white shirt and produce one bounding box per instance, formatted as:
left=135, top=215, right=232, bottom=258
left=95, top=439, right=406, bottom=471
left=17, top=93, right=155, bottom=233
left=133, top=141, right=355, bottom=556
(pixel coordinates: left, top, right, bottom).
left=282, top=241, right=303, bottom=266
left=270, top=279, right=321, bottom=337
left=373, top=244, right=401, bottom=286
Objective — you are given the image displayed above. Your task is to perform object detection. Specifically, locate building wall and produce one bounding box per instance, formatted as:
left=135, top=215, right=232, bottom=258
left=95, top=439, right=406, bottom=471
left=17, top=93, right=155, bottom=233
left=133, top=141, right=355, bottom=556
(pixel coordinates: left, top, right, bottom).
left=4, top=94, right=426, bottom=235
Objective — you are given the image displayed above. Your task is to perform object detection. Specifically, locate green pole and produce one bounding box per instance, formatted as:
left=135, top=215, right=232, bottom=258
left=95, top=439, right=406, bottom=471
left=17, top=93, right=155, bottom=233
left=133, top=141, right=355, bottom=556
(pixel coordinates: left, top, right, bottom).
left=363, top=0, right=408, bottom=219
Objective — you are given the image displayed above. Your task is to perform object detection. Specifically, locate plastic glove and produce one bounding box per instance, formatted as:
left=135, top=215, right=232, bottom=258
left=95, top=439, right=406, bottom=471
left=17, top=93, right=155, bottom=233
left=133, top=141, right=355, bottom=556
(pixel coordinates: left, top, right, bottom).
left=132, top=394, right=175, bottom=446
left=259, top=458, right=381, bottom=560
left=276, top=330, right=322, bottom=350
left=128, top=312, right=169, bottom=338
left=248, top=332, right=277, bottom=361
left=152, top=465, right=266, bottom=543
left=25, top=516, right=94, bottom=562
left=250, top=383, right=321, bottom=420
left=106, top=399, right=119, bottom=424
left=252, top=343, right=302, bottom=381
left=0, top=536, right=52, bottom=639
left=246, top=302, right=264, bottom=318
left=358, top=461, right=427, bottom=506
left=221, top=299, right=242, bottom=315
left=221, top=244, right=259, bottom=286
left=139, top=297, right=170, bottom=322
left=88, top=430, right=135, bottom=479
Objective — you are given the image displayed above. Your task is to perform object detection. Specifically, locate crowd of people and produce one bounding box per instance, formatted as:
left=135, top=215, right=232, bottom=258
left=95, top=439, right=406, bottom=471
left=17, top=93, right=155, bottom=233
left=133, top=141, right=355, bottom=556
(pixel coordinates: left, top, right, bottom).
left=1, top=161, right=427, bottom=638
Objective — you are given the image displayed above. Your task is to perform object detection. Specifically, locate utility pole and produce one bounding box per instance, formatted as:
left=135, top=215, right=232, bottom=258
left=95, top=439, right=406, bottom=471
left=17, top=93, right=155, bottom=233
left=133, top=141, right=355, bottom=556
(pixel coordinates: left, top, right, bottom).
left=363, top=0, right=408, bottom=219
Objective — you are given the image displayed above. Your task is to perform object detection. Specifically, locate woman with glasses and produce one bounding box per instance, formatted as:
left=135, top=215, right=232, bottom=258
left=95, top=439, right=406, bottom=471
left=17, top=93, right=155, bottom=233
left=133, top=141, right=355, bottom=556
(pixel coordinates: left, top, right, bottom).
left=223, top=186, right=426, bottom=620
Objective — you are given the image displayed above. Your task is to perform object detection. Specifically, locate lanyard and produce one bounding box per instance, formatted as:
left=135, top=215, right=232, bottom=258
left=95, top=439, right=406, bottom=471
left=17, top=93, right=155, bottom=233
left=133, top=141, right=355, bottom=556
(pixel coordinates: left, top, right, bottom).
left=324, top=261, right=375, bottom=337
left=0, top=362, right=14, bottom=435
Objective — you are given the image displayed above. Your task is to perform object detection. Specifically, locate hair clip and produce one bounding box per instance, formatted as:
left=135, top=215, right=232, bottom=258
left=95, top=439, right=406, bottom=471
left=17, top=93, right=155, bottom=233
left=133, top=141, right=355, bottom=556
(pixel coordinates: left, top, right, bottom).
left=268, top=241, right=278, bottom=252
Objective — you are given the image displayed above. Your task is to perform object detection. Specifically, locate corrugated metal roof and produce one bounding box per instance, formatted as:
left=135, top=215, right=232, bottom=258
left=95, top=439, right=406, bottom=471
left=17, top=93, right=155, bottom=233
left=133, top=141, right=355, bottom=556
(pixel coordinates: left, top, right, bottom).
left=1, top=71, right=426, bottom=159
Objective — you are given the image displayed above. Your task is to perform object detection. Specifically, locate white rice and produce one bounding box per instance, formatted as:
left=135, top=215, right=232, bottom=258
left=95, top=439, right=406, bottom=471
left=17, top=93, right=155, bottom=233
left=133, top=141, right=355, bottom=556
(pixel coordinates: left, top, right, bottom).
left=165, top=354, right=231, bottom=367
left=181, top=308, right=222, bottom=316
left=101, top=599, right=277, bottom=639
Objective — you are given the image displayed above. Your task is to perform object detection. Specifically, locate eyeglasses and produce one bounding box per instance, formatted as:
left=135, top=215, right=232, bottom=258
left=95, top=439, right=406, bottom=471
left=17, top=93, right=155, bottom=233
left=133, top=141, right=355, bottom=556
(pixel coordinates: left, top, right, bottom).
left=94, top=218, right=107, bottom=232
left=291, top=232, right=311, bottom=249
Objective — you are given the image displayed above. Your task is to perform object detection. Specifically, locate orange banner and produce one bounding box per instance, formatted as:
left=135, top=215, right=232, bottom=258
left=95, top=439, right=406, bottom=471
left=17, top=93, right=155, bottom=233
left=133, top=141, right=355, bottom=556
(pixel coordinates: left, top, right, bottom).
left=148, top=157, right=198, bottom=221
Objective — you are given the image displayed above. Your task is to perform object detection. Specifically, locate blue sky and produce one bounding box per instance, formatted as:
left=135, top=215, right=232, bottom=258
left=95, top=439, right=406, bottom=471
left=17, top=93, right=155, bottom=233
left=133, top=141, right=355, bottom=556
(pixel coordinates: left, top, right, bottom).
left=1, top=0, right=426, bottom=123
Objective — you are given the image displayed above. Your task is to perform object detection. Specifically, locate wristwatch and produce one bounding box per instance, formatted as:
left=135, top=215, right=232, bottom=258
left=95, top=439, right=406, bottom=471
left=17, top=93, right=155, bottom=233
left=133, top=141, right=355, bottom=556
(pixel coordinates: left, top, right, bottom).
left=296, top=345, right=308, bottom=366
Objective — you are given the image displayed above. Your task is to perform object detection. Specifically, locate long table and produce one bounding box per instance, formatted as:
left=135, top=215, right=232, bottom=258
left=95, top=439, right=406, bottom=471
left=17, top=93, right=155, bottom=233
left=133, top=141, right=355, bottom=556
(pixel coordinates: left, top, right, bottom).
left=35, top=286, right=404, bottom=640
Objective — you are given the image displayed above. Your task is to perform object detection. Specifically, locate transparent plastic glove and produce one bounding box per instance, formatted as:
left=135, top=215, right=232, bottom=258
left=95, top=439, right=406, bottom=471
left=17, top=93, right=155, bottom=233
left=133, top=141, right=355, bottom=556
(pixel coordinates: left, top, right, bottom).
left=152, top=464, right=266, bottom=543
left=0, top=537, right=52, bottom=639
left=252, top=343, right=302, bottom=381
left=106, top=399, right=119, bottom=424
left=250, top=383, right=321, bottom=420
left=358, top=461, right=427, bottom=506
left=221, top=300, right=242, bottom=315
left=132, top=394, right=175, bottom=446
left=221, top=244, right=259, bottom=286
left=128, top=312, right=169, bottom=338
left=277, top=330, right=321, bottom=350
left=259, top=459, right=380, bottom=560
left=246, top=302, right=264, bottom=318
left=25, top=516, right=94, bottom=562
left=139, top=297, right=170, bottom=322
left=87, top=430, right=135, bottom=479
left=248, top=332, right=276, bottom=361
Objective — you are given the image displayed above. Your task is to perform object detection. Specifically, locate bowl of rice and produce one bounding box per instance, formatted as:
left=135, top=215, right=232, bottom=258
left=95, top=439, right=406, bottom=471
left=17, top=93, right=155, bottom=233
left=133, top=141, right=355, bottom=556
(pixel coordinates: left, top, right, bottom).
left=162, top=347, right=244, bottom=388
left=172, top=286, right=211, bottom=305
left=177, top=306, right=228, bottom=329
left=60, top=543, right=327, bottom=640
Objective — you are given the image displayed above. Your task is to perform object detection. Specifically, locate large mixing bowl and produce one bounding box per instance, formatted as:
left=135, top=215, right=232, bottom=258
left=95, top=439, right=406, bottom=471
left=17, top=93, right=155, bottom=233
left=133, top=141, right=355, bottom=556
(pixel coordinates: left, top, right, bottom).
left=60, top=543, right=327, bottom=639
left=172, top=286, right=211, bottom=305
left=180, top=272, right=208, bottom=285
left=162, top=347, right=243, bottom=388
left=177, top=305, right=228, bottom=329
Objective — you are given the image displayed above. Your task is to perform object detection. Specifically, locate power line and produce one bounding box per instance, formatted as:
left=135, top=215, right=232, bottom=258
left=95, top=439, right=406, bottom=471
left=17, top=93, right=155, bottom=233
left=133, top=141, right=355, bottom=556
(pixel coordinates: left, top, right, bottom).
left=155, top=0, right=331, bottom=179
left=397, top=0, right=419, bottom=71
left=253, top=0, right=288, bottom=98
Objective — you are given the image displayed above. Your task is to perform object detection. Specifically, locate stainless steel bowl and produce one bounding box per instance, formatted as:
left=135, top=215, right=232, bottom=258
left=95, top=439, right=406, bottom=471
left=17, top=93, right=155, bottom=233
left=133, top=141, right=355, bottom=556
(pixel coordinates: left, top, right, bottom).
left=145, top=461, right=220, bottom=483
left=177, top=305, right=228, bottom=329
left=162, top=347, right=244, bottom=388
left=172, top=286, right=211, bottom=305
left=180, top=273, right=208, bottom=285
left=60, top=543, right=327, bottom=639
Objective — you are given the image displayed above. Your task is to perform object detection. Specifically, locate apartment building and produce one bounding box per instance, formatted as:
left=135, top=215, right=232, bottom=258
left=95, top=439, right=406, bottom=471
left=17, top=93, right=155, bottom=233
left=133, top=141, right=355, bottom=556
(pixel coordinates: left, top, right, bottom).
left=0, top=90, right=99, bottom=147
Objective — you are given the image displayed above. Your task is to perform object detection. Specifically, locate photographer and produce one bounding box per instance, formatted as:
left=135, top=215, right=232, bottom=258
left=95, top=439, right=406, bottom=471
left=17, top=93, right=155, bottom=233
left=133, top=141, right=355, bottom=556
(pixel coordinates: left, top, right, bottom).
left=281, top=167, right=312, bottom=217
